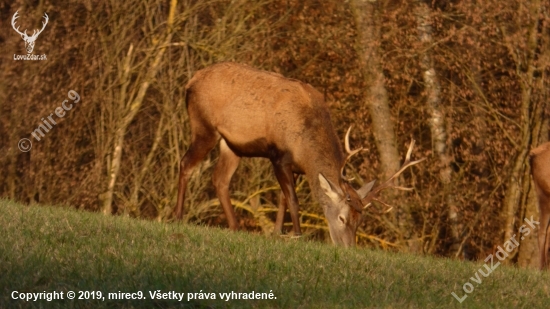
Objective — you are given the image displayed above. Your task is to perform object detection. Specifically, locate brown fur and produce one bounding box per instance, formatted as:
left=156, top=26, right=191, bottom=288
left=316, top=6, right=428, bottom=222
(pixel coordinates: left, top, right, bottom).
left=530, top=141, right=550, bottom=270
left=173, top=62, right=369, bottom=246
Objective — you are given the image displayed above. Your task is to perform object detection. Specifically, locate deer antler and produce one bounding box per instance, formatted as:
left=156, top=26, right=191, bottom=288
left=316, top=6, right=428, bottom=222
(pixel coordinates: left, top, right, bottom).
left=11, top=11, right=48, bottom=40
left=340, top=125, right=363, bottom=181
left=29, top=13, right=48, bottom=40
left=361, top=139, right=425, bottom=211
left=11, top=11, right=27, bottom=38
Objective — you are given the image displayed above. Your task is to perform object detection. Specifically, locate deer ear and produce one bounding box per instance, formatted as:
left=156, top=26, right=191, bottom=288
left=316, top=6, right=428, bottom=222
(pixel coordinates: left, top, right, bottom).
left=357, top=180, right=376, bottom=199
left=319, top=173, right=341, bottom=203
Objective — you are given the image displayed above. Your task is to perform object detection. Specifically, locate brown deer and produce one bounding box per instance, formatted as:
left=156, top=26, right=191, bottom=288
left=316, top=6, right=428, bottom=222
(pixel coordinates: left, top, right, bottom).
left=173, top=62, right=424, bottom=246
left=530, top=142, right=550, bottom=270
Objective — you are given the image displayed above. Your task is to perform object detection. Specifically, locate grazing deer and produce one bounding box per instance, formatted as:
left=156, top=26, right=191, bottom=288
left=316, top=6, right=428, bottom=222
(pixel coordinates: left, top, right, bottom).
left=530, top=142, right=550, bottom=270
left=174, top=62, right=423, bottom=246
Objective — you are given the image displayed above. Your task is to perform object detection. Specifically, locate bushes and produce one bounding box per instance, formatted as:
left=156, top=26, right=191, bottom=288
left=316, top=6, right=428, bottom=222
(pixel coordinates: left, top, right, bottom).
left=1, top=0, right=548, bottom=264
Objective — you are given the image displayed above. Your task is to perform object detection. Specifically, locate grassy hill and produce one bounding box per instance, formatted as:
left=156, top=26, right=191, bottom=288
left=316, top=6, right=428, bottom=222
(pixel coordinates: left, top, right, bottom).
left=1, top=199, right=549, bottom=308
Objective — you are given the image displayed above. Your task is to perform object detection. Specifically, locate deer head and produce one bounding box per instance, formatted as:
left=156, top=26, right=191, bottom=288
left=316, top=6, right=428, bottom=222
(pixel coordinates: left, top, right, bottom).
left=318, top=173, right=367, bottom=246
left=317, top=126, right=425, bottom=246
left=11, top=11, right=49, bottom=54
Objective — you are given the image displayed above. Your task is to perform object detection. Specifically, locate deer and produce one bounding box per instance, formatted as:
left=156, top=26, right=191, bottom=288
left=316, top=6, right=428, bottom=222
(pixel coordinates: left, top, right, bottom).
left=173, top=62, right=424, bottom=247
left=11, top=10, right=49, bottom=54
left=530, top=142, right=550, bottom=270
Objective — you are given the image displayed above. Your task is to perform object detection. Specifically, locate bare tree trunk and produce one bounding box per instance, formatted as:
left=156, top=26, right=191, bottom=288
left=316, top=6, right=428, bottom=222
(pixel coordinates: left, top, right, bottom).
left=501, top=0, right=542, bottom=249
left=516, top=103, right=546, bottom=268
left=414, top=0, right=459, bottom=255
left=350, top=0, right=412, bottom=249
left=102, top=0, right=178, bottom=215
left=350, top=0, right=400, bottom=181
left=518, top=11, right=549, bottom=266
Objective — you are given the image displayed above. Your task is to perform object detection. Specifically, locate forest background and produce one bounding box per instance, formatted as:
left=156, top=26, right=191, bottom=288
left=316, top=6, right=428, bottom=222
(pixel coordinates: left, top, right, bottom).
left=0, top=0, right=548, bottom=268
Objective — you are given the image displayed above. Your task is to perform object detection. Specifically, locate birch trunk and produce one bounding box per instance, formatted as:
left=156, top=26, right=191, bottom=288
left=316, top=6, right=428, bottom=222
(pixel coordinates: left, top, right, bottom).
left=414, top=1, right=459, bottom=254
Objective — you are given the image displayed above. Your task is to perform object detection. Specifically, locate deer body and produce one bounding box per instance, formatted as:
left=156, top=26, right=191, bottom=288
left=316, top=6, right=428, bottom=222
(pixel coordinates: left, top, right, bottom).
left=530, top=142, right=550, bottom=270
left=187, top=63, right=342, bottom=174
left=174, top=62, right=423, bottom=246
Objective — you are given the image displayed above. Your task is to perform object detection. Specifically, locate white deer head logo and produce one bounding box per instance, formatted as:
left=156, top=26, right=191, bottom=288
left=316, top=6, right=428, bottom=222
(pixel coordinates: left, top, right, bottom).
left=11, top=10, right=49, bottom=54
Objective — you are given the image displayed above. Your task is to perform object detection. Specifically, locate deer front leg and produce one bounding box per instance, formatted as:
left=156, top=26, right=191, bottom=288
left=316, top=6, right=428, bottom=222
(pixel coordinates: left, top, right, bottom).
left=272, top=163, right=301, bottom=237
left=274, top=174, right=300, bottom=236
left=274, top=191, right=287, bottom=236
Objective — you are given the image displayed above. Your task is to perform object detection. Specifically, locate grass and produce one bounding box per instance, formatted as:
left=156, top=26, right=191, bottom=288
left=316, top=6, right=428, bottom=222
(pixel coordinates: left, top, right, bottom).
left=1, top=199, right=549, bottom=308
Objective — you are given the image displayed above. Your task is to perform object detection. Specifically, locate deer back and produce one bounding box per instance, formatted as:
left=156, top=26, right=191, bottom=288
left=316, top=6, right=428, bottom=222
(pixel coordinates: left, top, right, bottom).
left=185, top=62, right=345, bottom=173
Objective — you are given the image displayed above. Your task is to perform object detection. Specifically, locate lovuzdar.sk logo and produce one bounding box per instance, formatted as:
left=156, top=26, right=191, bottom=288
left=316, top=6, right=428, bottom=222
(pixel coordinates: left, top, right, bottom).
left=11, top=10, right=48, bottom=60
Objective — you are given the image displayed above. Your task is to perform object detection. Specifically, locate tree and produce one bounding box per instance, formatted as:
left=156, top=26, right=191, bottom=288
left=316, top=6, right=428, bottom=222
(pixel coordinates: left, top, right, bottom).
left=350, top=0, right=416, bottom=250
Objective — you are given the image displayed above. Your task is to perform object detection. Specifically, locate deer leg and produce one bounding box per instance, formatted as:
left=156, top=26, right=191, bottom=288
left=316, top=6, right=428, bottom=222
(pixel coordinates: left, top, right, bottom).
left=545, top=226, right=550, bottom=270
left=274, top=174, right=299, bottom=236
left=539, top=207, right=550, bottom=270
left=212, top=139, right=241, bottom=230
left=273, top=191, right=287, bottom=236
left=174, top=127, right=219, bottom=220
left=272, top=164, right=301, bottom=237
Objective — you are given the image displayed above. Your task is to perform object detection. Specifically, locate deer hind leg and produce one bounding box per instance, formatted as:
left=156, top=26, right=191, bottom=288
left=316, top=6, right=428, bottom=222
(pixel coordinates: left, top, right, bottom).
left=212, top=139, right=241, bottom=230
left=173, top=123, right=219, bottom=220
left=274, top=174, right=300, bottom=236
left=272, top=163, right=302, bottom=237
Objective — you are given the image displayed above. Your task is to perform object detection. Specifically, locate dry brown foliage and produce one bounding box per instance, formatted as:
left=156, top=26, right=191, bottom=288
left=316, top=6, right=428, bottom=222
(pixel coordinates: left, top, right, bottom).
left=0, top=0, right=548, bottom=266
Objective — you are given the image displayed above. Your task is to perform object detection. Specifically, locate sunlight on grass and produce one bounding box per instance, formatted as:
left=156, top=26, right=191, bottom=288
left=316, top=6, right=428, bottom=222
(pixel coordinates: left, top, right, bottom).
left=1, top=199, right=549, bottom=308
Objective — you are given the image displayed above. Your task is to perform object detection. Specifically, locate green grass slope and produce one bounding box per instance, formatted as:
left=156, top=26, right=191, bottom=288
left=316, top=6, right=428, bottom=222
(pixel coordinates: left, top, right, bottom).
left=0, top=199, right=549, bottom=308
